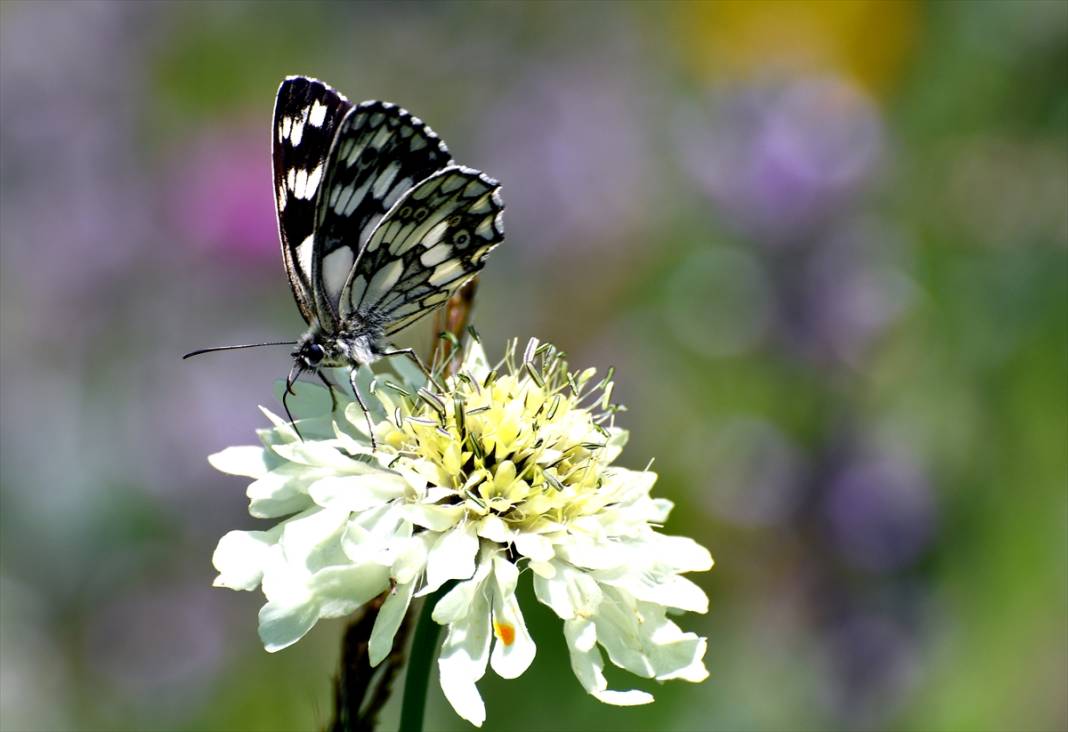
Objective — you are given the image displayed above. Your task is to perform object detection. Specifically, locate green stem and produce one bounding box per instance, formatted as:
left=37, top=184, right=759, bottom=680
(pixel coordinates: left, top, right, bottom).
left=399, top=583, right=453, bottom=732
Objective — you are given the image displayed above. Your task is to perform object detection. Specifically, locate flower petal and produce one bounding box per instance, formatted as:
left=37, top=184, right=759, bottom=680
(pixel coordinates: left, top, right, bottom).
left=209, top=445, right=271, bottom=478
left=533, top=562, right=603, bottom=620
left=437, top=586, right=492, bottom=727
left=433, top=554, right=492, bottom=624
left=309, top=473, right=407, bottom=512
left=258, top=599, right=320, bottom=653
left=212, top=528, right=279, bottom=591
left=369, top=581, right=416, bottom=666
left=307, top=564, right=391, bottom=618
left=424, top=524, right=479, bottom=593
left=514, top=531, right=555, bottom=562
left=247, top=470, right=310, bottom=519
left=489, top=556, right=536, bottom=679
left=563, top=618, right=654, bottom=706
left=402, top=503, right=464, bottom=532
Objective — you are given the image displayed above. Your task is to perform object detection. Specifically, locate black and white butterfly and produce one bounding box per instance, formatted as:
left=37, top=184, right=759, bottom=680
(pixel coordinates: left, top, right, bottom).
left=186, top=76, right=505, bottom=446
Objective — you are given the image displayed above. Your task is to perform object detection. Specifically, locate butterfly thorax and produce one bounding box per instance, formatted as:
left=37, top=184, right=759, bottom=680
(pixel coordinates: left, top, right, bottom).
left=294, top=317, right=384, bottom=371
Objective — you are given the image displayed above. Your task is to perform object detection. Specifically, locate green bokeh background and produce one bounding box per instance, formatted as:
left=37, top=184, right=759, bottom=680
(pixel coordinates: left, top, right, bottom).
left=0, top=2, right=1065, bottom=731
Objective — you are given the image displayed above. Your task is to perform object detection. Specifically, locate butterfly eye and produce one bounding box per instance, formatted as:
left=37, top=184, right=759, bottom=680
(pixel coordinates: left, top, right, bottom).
left=306, top=343, right=325, bottom=363
left=414, top=207, right=429, bottom=222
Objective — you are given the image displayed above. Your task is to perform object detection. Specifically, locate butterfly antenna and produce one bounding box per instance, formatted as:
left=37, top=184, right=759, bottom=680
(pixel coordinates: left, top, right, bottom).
left=182, top=341, right=296, bottom=359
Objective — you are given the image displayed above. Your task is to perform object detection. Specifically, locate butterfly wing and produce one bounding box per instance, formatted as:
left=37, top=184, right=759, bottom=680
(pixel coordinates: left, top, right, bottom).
left=339, top=166, right=505, bottom=336
left=272, top=76, right=353, bottom=324
left=310, top=101, right=453, bottom=329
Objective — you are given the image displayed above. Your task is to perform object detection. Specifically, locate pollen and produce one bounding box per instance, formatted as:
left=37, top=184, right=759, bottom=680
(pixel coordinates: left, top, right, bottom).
left=493, top=619, right=516, bottom=646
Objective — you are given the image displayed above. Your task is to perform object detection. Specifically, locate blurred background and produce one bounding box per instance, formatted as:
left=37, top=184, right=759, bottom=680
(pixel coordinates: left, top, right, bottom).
left=1, top=2, right=1065, bottom=730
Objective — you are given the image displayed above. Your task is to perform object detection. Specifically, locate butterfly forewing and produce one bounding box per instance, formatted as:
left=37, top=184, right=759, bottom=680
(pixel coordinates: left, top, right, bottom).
left=339, top=166, right=505, bottom=335
left=273, top=76, right=353, bottom=324
left=311, top=101, right=452, bottom=326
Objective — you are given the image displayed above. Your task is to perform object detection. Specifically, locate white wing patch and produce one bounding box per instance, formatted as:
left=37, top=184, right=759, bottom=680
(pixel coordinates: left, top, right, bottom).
left=362, top=257, right=404, bottom=307
left=420, top=243, right=452, bottom=266
left=321, top=246, right=354, bottom=300
left=290, top=116, right=305, bottom=146
left=309, top=100, right=328, bottom=128
left=297, top=234, right=314, bottom=281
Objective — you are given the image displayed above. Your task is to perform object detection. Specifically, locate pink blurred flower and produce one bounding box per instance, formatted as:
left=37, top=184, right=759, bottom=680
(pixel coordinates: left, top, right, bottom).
left=170, top=123, right=278, bottom=262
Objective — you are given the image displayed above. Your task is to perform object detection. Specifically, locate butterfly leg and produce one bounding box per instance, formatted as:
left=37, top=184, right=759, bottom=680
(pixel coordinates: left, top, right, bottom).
left=316, top=371, right=340, bottom=412
left=379, top=347, right=442, bottom=390
left=348, top=369, right=378, bottom=451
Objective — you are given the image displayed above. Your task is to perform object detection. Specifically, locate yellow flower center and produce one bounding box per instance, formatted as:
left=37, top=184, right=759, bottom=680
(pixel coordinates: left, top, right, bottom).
left=377, top=341, right=619, bottom=531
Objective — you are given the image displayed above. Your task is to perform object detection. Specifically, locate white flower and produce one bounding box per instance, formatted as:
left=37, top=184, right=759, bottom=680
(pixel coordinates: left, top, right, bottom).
left=211, top=337, right=714, bottom=726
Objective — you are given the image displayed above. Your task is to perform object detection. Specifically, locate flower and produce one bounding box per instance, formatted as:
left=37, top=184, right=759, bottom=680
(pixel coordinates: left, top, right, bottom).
left=211, top=337, right=713, bottom=726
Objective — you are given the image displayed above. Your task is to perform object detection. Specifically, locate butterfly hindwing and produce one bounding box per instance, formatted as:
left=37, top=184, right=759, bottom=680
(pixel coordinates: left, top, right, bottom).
left=273, top=76, right=353, bottom=324
left=339, top=166, right=505, bottom=335
left=311, top=101, right=452, bottom=326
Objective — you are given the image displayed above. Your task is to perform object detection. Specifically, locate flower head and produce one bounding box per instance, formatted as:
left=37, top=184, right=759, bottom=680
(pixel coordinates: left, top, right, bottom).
left=212, top=337, right=713, bottom=726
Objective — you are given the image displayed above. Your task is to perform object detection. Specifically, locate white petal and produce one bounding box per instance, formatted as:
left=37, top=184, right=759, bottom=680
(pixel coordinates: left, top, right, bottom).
left=432, top=556, right=492, bottom=624
left=592, top=689, right=655, bottom=706
left=271, top=440, right=354, bottom=469
left=341, top=504, right=409, bottom=559
left=307, top=564, right=391, bottom=618
left=212, top=528, right=279, bottom=591
left=369, top=581, right=415, bottom=666
left=247, top=470, right=310, bottom=519
left=489, top=556, right=535, bottom=679
left=601, top=428, right=629, bottom=463
left=279, top=507, right=350, bottom=563
left=557, top=540, right=629, bottom=571
left=258, top=599, right=320, bottom=653
left=437, top=663, right=486, bottom=728
left=437, top=590, right=491, bottom=727
left=533, top=563, right=602, bottom=620
left=529, top=560, right=556, bottom=579
left=563, top=618, right=654, bottom=707
left=600, top=571, right=709, bottom=614
left=513, top=531, right=555, bottom=562
left=392, top=534, right=431, bottom=585
left=308, top=473, right=407, bottom=511
left=590, top=592, right=655, bottom=677
left=476, top=514, right=512, bottom=543
left=648, top=498, right=674, bottom=523
left=209, top=445, right=270, bottom=478
left=459, top=339, right=491, bottom=382
left=402, top=503, right=464, bottom=531
left=424, top=524, right=479, bottom=593
left=653, top=535, right=714, bottom=573
left=650, top=634, right=709, bottom=683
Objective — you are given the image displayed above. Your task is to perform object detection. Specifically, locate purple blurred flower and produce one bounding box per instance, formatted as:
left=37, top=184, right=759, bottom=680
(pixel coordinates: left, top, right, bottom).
left=683, top=76, right=884, bottom=245
left=169, top=124, right=279, bottom=262
left=824, top=442, right=936, bottom=572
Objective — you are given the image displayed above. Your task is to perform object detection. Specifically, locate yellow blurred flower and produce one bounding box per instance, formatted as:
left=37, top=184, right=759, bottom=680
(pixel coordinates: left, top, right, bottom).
left=673, top=0, right=920, bottom=95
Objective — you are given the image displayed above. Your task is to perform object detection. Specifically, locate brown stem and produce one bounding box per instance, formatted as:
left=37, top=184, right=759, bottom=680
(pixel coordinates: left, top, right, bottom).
left=328, top=278, right=481, bottom=731
left=430, top=278, right=479, bottom=376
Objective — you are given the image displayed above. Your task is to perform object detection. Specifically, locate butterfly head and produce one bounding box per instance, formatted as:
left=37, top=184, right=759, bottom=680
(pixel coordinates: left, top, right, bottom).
left=294, top=337, right=327, bottom=370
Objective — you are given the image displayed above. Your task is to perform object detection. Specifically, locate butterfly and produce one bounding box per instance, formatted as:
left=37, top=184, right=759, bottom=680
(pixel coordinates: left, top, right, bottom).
left=185, top=76, right=505, bottom=447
